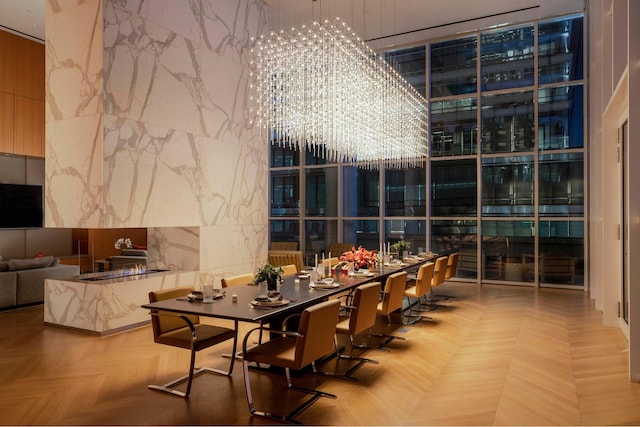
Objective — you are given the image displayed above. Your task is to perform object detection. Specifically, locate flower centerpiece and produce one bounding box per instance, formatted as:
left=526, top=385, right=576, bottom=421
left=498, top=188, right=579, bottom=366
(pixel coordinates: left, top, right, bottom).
left=392, top=240, right=410, bottom=256
left=254, top=264, right=284, bottom=291
left=114, top=238, right=132, bottom=250
left=339, top=246, right=377, bottom=269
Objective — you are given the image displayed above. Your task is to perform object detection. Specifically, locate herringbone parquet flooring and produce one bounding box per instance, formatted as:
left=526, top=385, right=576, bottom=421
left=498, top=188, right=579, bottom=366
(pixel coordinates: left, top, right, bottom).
left=1, top=282, right=639, bottom=425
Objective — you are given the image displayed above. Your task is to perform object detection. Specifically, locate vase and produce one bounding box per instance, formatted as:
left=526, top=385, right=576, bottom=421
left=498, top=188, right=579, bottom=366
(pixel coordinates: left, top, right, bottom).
left=267, top=274, right=279, bottom=291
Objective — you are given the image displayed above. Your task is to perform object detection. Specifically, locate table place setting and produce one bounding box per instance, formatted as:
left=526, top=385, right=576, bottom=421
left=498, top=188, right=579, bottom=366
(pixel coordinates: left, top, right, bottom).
left=309, top=277, right=340, bottom=289
left=249, top=291, right=290, bottom=308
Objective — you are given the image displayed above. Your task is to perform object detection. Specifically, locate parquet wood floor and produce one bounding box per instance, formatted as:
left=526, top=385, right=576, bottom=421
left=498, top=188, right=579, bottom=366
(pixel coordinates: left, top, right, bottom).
left=1, top=282, right=639, bottom=425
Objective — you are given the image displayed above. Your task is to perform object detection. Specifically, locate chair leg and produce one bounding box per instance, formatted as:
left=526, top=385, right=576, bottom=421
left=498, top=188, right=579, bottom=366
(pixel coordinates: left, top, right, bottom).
left=149, top=322, right=238, bottom=398
left=321, top=336, right=379, bottom=381
left=371, top=314, right=406, bottom=350
left=403, top=296, right=433, bottom=324
left=243, top=361, right=336, bottom=424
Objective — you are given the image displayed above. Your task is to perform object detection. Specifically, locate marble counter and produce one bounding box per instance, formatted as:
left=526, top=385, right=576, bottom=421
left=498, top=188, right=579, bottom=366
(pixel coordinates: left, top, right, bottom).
left=44, top=270, right=197, bottom=335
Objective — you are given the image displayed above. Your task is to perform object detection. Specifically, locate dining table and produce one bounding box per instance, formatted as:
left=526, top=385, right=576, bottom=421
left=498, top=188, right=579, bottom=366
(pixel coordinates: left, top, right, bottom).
left=140, top=253, right=442, bottom=337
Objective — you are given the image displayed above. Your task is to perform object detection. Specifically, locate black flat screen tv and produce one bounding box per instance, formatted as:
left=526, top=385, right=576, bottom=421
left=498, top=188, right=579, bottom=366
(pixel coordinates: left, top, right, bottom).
left=0, top=183, right=43, bottom=228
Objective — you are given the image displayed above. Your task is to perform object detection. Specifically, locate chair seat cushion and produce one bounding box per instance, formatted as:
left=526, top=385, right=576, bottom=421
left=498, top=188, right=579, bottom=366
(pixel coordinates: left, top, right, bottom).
left=244, top=337, right=298, bottom=369
left=336, top=316, right=351, bottom=335
left=156, top=324, right=235, bottom=351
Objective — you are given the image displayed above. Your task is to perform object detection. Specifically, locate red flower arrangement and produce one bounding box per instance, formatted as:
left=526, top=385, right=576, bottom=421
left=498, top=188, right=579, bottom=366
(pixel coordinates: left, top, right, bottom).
left=339, top=246, right=378, bottom=269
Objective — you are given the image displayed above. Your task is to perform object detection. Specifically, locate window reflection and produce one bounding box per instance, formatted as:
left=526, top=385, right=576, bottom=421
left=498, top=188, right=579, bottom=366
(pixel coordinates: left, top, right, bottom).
left=538, top=85, right=584, bottom=150
left=343, top=220, right=380, bottom=250
left=383, top=220, right=426, bottom=253
left=385, top=46, right=426, bottom=98
left=343, top=166, right=380, bottom=217
left=481, top=91, right=535, bottom=153
left=537, top=220, right=584, bottom=285
left=538, top=16, right=584, bottom=84
left=431, top=159, right=477, bottom=216
left=271, top=143, right=299, bottom=168
left=481, top=26, right=535, bottom=90
left=305, top=167, right=338, bottom=217
left=482, top=156, right=534, bottom=216
left=430, top=36, right=477, bottom=97
left=482, top=220, right=534, bottom=281
left=431, top=98, right=478, bottom=156
left=431, top=220, right=477, bottom=279
left=385, top=166, right=426, bottom=216
left=270, top=220, right=299, bottom=245
left=305, top=220, right=338, bottom=263
left=539, top=153, right=584, bottom=216
left=271, top=170, right=299, bottom=217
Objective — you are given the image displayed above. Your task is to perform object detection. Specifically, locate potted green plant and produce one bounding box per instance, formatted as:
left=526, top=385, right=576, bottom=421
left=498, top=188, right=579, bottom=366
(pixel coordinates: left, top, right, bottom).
left=255, top=264, right=283, bottom=291
left=392, top=240, right=410, bottom=256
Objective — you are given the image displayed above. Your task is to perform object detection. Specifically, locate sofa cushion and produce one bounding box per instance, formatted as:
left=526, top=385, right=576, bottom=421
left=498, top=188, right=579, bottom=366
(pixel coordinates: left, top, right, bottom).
left=0, top=272, right=17, bottom=309
left=8, top=256, right=54, bottom=271
left=0, top=261, right=9, bottom=272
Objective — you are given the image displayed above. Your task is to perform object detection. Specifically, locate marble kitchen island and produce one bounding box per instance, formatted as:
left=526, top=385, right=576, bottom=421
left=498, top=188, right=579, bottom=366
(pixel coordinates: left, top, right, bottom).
left=44, top=269, right=197, bottom=335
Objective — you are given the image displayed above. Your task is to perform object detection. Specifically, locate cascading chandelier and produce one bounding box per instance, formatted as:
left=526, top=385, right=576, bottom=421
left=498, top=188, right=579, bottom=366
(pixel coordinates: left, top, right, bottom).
left=250, top=17, right=428, bottom=169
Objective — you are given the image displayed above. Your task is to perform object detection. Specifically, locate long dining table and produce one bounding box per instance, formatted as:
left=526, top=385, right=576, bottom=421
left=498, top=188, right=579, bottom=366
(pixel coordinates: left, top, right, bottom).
left=141, top=253, right=441, bottom=336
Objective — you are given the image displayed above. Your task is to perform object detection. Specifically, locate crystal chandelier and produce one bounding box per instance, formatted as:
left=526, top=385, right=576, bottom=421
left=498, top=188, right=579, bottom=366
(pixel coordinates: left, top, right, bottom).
left=250, top=17, right=428, bottom=169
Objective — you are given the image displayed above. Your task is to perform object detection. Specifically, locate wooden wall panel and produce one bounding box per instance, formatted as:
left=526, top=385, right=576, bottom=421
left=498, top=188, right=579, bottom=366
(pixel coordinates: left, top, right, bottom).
left=14, top=36, right=44, bottom=101
left=0, top=92, right=13, bottom=153
left=14, top=96, right=44, bottom=157
left=86, top=228, right=148, bottom=262
left=0, top=30, right=15, bottom=94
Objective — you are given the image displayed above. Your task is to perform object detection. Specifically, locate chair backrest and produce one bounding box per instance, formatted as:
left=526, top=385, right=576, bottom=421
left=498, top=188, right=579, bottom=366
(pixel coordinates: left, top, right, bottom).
left=445, top=253, right=459, bottom=280
left=148, top=286, right=199, bottom=339
left=221, top=273, right=254, bottom=288
left=322, top=257, right=339, bottom=268
left=281, top=264, right=298, bottom=276
left=379, top=271, right=407, bottom=315
left=271, top=241, right=298, bottom=251
left=348, top=282, right=381, bottom=336
left=328, top=243, right=355, bottom=257
left=415, top=262, right=436, bottom=297
left=296, top=299, right=341, bottom=368
left=431, top=256, right=448, bottom=287
left=268, top=250, right=304, bottom=272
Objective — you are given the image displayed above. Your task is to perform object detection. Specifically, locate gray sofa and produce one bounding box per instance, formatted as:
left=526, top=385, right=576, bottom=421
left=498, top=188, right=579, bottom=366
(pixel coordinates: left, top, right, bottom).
left=0, top=256, right=79, bottom=310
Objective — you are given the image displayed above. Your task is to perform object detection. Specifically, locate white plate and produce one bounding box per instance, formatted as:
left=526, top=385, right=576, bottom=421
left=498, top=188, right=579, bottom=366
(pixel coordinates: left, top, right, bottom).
left=250, top=298, right=290, bottom=307
left=310, top=282, right=340, bottom=289
left=188, top=292, right=223, bottom=301
left=297, top=273, right=310, bottom=279
left=350, top=271, right=374, bottom=277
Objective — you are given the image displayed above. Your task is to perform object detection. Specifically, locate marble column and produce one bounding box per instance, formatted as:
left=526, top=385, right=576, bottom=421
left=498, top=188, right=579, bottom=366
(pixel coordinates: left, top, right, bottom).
left=45, top=0, right=269, bottom=280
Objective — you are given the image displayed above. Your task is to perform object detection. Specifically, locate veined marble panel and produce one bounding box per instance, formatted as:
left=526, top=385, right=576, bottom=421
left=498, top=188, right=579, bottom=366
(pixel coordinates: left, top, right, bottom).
left=200, top=0, right=267, bottom=62
left=45, top=0, right=103, bottom=122
left=44, top=270, right=197, bottom=335
left=45, top=114, right=104, bottom=228
left=103, top=115, right=203, bottom=227
left=148, top=227, right=200, bottom=271
left=104, top=3, right=203, bottom=136
left=199, top=224, right=267, bottom=273
left=197, top=136, right=268, bottom=226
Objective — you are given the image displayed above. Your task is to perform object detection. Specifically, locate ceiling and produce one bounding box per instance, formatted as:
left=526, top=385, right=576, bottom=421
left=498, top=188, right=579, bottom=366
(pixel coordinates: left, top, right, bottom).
left=0, top=0, right=583, bottom=47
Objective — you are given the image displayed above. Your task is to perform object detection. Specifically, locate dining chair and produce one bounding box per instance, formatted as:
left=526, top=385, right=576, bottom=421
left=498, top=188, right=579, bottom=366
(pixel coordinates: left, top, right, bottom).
left=422, top=256, right=449, bottom=310
left=330, top=282, right=381, bottom=380
left=280, top=264, right=298, bottom=276
left=147, top=286, right=237, bottom=398
left=221, top=273, right=254, bottom=288
left=373, top=271, right=408, bottom=350
left=268, top=250, right=304, bottom=272
left=436, top=252, right=459, bottom=300
left=241, top=299, right=341, bottom=423
left=270, top=241, right=299, bottom=251
left=403, top=262, right=435, bottom=324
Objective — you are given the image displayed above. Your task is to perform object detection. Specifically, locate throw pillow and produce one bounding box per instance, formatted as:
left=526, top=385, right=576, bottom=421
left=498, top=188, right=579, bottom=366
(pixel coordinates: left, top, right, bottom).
left=8, top=256, right=55, bottom=271
left=49, top=257, right=61, bottom=267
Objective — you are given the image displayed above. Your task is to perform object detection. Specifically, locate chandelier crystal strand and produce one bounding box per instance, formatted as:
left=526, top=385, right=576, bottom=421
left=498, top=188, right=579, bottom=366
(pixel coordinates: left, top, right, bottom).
left=251, top=17, right=428, bottom=169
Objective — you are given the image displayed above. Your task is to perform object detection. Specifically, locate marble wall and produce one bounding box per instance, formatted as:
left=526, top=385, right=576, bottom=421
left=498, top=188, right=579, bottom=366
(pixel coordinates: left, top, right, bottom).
left=45, top=0, right=269, bottom=279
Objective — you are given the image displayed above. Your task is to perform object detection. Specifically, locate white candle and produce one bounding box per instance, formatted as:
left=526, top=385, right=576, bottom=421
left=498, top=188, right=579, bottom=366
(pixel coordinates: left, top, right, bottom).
left=315, top=254, right=318, bottom=268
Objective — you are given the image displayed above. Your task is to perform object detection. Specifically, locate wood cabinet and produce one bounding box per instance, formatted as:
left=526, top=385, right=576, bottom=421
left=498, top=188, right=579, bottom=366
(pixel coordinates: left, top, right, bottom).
left=71, top=228, right=148, bottom=273
left=14, top=96, right=44, bottom=157
left=14, top=36, right=44, bottom=101
left=0, top=29, right=45, bottom=157
left=0, top=30, right=15, bottom=94
left=0, top=92, right=13, bottom=153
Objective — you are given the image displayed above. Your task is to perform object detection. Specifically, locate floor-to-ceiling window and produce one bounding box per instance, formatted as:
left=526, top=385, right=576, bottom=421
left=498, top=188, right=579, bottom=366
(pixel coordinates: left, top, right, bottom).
left=268, top=13, right=584, bottom=288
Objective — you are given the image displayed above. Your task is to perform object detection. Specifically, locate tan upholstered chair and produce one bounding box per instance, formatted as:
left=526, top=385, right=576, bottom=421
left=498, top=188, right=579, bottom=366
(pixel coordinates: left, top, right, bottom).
left=221, top=273, right=254, bottom=288
left=268, top=250, right=304, bottom=272
left=423, top=256, right=449, bottom=309
left=404, top=262, right=435, bottom=323
left=332, top=282, right=381, bottom=380
left=444, top=252, right=459, bottom=280
left=374, top=271, right=408, bottom=349
left=280, top=264, right=298, bottom=276
left=270, top=241, right=299, bottom=251
left=147, top=286, right=237, bottom=398
left=328, top=243, right=355, bottom=258
left=242, top=299, right=341, bottom=423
